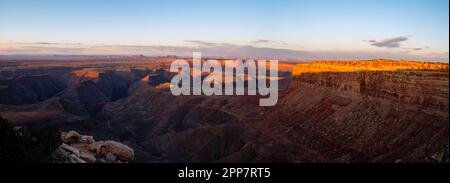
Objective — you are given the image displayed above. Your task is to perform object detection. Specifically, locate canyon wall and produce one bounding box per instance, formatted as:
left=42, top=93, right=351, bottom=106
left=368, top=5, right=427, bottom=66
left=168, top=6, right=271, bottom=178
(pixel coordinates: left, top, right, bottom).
left=1, top=59, right=448, bottom=163
left=266, top=60, right=449, bottom=162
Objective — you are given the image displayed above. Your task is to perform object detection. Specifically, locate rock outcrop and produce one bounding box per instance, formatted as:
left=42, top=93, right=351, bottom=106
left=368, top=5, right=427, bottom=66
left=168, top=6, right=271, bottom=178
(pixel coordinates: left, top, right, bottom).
left=266, top=60, right=449, bottom=162
left=53, top=130, right=134, bottom=163
left=291, top=60, right=449, bottom=112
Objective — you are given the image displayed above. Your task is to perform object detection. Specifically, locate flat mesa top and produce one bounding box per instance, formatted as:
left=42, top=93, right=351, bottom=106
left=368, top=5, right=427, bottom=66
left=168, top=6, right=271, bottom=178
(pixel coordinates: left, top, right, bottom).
left=292, top=60, right=449, bottom=75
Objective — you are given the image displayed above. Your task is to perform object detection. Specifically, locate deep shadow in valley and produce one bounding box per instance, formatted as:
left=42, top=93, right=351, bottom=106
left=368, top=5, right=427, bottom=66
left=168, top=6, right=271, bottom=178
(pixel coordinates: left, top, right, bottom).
left=0, top=60, right=448, bottom=163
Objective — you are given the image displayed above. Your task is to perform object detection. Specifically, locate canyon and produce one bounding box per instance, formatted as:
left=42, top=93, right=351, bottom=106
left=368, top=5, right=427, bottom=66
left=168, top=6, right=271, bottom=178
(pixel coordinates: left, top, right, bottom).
left=0, top=58, right=448, bottom=163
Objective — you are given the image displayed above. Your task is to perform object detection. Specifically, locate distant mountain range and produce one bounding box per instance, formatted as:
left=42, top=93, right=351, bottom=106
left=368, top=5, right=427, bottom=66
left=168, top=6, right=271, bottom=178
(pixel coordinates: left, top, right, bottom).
left=0, top=54, right=165, bottom=61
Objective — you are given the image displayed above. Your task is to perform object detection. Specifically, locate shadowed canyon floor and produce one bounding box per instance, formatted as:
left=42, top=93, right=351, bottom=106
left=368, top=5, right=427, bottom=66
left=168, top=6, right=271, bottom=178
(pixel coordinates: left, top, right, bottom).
left=0, top=59, right=448, bottom=163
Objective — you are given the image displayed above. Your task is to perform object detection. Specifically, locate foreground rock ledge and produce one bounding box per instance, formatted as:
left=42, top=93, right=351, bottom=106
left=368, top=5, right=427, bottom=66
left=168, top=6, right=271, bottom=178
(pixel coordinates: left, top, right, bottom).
left=52, top=130, right=134, bottom=163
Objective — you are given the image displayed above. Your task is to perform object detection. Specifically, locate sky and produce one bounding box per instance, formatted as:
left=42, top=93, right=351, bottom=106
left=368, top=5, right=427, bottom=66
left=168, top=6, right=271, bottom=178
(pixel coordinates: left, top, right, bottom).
left=0, top=0, right=448, bottom=61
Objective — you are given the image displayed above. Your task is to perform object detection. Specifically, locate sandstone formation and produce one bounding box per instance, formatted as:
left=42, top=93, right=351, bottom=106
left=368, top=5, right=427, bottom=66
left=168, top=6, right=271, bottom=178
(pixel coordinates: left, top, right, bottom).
left=53, top=130, right=134, bottom=163
left=292, top=60, right=449, bottom=75
left=1, top=59, right=448, bottom=163
left=270, top=60, right=449, bottom=162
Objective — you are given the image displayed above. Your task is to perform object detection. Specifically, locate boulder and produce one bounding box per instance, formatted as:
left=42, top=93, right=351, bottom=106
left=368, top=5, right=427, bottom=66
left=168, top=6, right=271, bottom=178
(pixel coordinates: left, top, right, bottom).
left=80, top=135, right=95, bottom=144
left=60, top=143, right=80, bottom=157
left=80, top=151, right=96, bottom=163
left=69, top=154, right=86, bottom=163
left=54, top=131, right=134, bottom=163
left=105, top=152, right=117, bottom=162
left=63, top=130, right=81, bottom=144
left=95, top=141, right=134, bottom=162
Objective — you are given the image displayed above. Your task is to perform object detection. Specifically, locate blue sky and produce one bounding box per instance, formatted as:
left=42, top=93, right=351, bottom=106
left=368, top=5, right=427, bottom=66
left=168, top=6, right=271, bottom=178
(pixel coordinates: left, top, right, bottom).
left=0, top=0, right=448, bottom=61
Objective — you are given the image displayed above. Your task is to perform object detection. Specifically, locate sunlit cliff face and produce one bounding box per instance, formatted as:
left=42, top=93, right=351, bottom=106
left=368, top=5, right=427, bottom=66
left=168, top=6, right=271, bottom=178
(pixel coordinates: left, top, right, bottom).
left=72, top=69, right=102, bottom=79
left=292, top=60, right=449, bottom=75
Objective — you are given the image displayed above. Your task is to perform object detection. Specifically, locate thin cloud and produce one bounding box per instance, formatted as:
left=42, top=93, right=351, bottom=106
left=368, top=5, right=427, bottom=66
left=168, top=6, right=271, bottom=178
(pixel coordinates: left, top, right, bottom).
left=184, top=40, right=217, bottom=46
left=252, top=39, right=273, bottom=44
left=33, top=42, right=59, bottom=45
left=368, top=36, right=409, bottom=48
left=10, top=42, right=83, bottom=46
left=403, top=46, right=429, bottom=51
